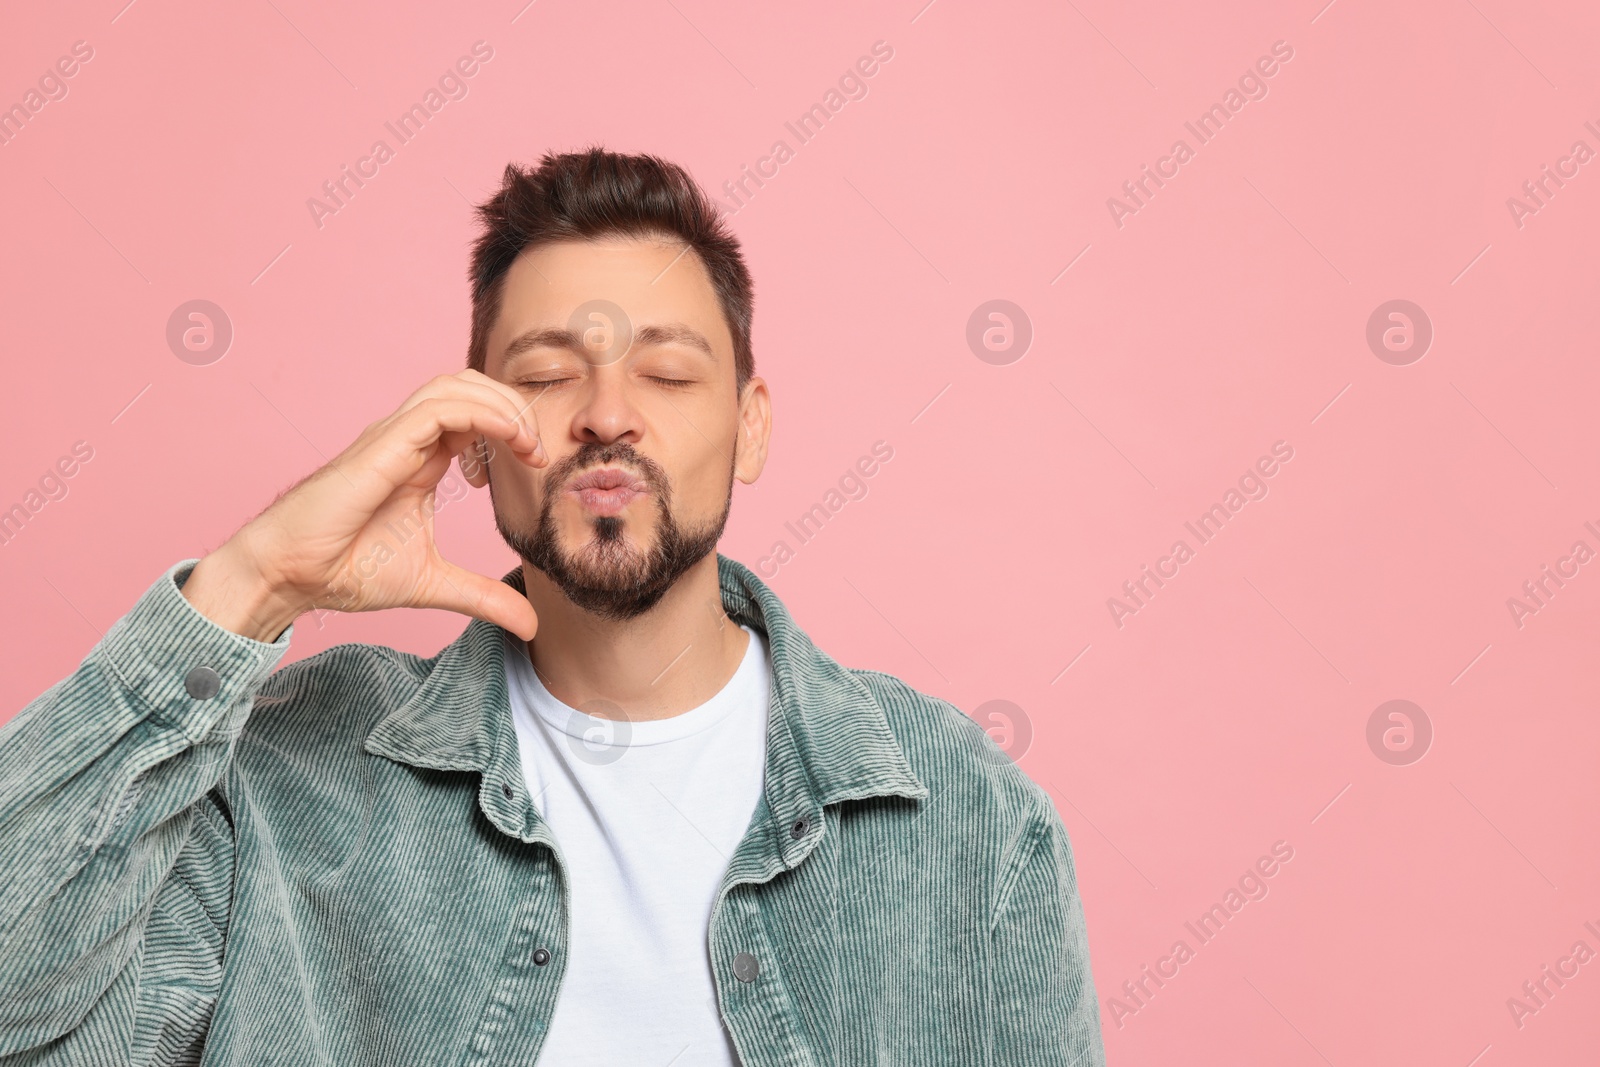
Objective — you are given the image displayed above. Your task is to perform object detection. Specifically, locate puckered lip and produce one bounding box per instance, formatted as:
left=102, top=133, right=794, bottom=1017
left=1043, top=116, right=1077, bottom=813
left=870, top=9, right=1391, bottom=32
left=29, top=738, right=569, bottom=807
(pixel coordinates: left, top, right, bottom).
left=567, top=466, right=650, bottom=493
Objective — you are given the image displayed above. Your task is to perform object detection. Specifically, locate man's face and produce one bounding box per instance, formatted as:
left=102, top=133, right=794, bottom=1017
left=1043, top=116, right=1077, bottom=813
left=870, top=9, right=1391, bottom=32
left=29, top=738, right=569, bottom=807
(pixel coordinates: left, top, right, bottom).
left=479, top=235, right=764, bottom=620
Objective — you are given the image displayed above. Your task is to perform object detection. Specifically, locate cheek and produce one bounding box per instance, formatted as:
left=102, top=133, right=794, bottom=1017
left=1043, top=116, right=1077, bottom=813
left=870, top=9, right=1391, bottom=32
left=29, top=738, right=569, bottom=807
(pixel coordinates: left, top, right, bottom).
left=488, top=455, right=549, bottom=512
left=667, top=445, right=736, bottom=513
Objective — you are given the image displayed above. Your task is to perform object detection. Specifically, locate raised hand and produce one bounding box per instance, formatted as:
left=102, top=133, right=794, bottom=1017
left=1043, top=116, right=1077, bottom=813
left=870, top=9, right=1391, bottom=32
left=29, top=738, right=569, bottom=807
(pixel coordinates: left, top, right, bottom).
left=181, top=369, right=547, bottom=642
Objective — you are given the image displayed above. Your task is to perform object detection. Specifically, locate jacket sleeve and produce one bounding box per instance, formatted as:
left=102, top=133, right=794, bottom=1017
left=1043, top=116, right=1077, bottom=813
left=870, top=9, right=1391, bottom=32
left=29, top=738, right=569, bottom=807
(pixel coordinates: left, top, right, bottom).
left=987, top=789, right=1107, bottom=1066
left=0, top=559, right=293, bottom=1065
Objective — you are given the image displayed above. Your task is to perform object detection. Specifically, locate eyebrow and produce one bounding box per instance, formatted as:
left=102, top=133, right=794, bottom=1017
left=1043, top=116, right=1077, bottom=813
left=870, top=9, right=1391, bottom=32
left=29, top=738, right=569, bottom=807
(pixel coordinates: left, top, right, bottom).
left=501, top=321, right=716, bottom=366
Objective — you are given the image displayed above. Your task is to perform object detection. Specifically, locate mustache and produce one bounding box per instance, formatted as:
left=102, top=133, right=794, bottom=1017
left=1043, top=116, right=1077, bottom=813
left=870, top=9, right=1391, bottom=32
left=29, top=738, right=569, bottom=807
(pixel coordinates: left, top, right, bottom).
left=549, top=444, right=667, bottom=494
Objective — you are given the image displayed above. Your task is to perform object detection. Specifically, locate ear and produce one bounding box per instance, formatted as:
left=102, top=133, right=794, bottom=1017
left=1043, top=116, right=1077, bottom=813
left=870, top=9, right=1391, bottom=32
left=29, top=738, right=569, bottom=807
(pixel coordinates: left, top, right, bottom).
left=462, top=436, right=492, bottom=489
left=734, top=377, right=772, bottom=486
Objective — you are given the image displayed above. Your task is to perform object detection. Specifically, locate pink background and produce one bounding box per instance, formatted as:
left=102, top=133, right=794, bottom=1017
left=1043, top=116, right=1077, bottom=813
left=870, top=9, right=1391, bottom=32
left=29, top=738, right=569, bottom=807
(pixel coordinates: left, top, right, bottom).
left=3, top=0, right=1598, bottom=1062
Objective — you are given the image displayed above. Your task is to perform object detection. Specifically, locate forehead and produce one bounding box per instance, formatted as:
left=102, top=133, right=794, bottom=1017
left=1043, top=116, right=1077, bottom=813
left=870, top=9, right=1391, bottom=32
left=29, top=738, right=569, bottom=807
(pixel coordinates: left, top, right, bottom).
left=486, top=235, right=731, bottom=370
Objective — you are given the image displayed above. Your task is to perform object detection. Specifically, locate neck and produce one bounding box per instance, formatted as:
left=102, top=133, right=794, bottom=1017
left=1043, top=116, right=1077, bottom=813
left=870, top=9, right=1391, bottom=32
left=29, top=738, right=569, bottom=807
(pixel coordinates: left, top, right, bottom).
left=517, top=553, right=751, bottom=722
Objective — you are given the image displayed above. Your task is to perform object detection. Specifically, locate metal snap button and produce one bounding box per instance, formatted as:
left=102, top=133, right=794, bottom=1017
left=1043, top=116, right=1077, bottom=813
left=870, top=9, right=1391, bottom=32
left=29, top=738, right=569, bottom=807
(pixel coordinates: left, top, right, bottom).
left=184, top=666, right=221, bottom=700
left=732, top=952, right=759, bottom=983
left=502, top=783, right=515, bottom=800
left=532, top=947, right=551, bottom=966
left=789, top=815, right=810, bottom=840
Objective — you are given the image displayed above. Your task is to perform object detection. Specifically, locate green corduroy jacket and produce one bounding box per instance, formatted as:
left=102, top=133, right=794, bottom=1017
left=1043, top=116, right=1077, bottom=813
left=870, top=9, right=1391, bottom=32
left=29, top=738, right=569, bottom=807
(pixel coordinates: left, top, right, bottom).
left=0, top=554, right=1105, bottom=1066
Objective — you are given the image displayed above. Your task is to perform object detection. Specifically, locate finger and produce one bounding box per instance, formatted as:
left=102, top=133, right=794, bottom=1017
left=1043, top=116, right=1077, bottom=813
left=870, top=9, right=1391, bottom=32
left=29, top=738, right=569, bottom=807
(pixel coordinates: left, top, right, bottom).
left=331, top=400, right=529, bottom=509
left=445, top=371, right=546, bottom=442
left=449, top=375, right=548, bottom=468
left=452, top=434, right=531, bottom=488
left=370, top=398, right=542, bottom=489
left=427, top=560, right=540, bottom=641
left=383, top=377, right=541, bottom=470
left=441, top=430, right=537, bottom=491
left=395, top=373, right=546, bottom=459
left=455, top=368, right=546, bottom=428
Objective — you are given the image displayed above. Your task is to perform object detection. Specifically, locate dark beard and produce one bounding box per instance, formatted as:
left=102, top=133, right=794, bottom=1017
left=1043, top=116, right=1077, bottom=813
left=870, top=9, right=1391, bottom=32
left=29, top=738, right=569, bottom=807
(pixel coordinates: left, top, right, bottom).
left=491, top=440, right=734, bottom=621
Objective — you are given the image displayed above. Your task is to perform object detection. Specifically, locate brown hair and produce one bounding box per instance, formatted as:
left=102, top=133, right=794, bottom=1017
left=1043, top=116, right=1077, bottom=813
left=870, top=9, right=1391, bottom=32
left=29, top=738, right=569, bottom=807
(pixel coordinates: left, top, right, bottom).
left=466, top=146, right=755, bottom=396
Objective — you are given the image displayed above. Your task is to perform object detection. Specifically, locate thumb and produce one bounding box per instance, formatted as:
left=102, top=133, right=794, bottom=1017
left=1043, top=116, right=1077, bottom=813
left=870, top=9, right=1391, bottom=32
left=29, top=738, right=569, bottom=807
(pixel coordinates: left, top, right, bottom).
left=430, top=561, right=540, bottom=641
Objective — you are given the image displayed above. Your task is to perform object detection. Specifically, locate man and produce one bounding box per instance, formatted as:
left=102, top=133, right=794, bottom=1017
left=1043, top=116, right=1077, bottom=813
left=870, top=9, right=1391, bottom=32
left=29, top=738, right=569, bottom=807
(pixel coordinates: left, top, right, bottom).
left=0, top=148, right=1105, bottom=1065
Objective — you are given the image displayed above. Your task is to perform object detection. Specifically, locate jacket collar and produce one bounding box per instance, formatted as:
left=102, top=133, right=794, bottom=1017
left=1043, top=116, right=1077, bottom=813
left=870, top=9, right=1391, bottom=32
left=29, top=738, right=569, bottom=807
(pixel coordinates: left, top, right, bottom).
left=364, top=553, right=929, bottom=859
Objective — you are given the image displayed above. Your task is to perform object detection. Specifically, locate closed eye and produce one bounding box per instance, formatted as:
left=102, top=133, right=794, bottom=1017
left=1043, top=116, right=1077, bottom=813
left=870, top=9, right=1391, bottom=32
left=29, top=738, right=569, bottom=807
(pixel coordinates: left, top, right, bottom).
left=514, top=376, right=694, bottom=389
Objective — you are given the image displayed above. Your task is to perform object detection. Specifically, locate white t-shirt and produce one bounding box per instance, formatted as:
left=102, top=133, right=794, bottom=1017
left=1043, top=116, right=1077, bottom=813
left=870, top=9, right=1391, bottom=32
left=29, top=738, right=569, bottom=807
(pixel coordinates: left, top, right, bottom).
left=503, top=624, right=771, bottom=1066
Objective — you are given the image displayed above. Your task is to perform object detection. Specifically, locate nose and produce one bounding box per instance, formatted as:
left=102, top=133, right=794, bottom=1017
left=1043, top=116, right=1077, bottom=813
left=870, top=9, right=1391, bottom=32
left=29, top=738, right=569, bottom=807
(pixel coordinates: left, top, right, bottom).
left=571, top=365, right=645, bottom=447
